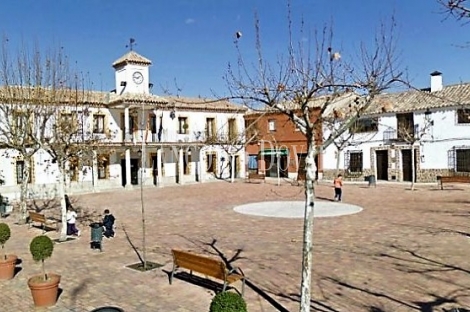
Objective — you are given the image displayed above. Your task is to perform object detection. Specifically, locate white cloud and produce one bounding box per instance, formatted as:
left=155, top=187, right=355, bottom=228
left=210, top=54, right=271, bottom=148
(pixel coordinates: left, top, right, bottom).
left=185, top=18, right=195, bottom=24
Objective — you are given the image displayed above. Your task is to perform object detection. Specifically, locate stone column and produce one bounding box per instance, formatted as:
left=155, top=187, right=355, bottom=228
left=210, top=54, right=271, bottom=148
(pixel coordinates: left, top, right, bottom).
left=157, top=148, right=163, bottom=187
left=92, top=150, right=98, bottom=191
left=178, top=148, right=184, bottom=184
left=199, top=148, right=205, bottom=183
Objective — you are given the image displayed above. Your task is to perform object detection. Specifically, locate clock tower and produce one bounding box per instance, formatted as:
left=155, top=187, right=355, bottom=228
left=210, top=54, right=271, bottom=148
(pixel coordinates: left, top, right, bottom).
left=112, top=51, right=152, bottom=95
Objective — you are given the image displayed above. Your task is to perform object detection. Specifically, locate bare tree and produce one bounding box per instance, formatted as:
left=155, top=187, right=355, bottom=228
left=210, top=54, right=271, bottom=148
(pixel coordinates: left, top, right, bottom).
left=438, top=0, right=470, bottom=21
left=0, top=38, right=69, bottom=224
left=224, top=5, right=402, bottom=311
left=0, top=37, right=111, bottom=240
left=205, top=111, right=262, bottom=183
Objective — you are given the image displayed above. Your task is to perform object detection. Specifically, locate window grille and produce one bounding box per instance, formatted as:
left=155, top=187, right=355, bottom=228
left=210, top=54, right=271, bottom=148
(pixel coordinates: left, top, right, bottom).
left=345, top=151, right=363, bottom=173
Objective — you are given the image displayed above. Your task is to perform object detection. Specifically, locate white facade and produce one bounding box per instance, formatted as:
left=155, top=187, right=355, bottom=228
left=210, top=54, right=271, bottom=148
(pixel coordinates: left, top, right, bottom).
left=0, top=51, right=247, bottom=199
left=322, top=71, right=470, bottom=183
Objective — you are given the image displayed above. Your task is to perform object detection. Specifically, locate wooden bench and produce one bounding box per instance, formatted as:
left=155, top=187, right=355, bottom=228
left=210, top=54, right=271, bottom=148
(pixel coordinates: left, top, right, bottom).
left=170, top=249, right=245, bottom=296
left=437, top=175, right=470, bottom=190
left=28, top=211, right=58, bottom=233
left=247, top=173, right=265, bottom=183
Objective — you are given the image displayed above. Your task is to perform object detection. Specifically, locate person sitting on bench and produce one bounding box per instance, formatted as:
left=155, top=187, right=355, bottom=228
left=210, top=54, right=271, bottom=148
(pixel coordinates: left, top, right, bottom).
left=102, top=209, right=115, bottom=238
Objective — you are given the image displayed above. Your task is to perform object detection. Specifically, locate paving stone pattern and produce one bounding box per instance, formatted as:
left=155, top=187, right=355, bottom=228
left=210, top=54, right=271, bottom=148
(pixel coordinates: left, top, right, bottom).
left=0, top=180, right=469, bottom=312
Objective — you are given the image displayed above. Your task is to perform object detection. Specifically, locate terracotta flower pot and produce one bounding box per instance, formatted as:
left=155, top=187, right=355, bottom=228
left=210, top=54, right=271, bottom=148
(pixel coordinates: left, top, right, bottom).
left=0, top=254, right=18, bottom=280
left=27, top=273, right=61, bottom=307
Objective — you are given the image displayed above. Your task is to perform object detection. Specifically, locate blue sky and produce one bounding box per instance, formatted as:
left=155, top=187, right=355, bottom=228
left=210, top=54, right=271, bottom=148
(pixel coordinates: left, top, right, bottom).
left=0, top=0, right=468, bottom=97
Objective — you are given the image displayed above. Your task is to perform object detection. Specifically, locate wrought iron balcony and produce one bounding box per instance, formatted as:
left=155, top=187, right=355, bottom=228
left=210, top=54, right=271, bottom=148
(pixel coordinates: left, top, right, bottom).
left=383, top=129, right=397, bottom=142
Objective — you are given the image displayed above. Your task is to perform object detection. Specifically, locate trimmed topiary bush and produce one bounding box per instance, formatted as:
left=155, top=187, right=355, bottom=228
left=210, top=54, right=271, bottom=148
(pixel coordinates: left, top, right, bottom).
left=29, top=235, right=54, bottom=281
left=0, top=223, right=11, bottom=260
left=209, top=291, right=247, bottom=312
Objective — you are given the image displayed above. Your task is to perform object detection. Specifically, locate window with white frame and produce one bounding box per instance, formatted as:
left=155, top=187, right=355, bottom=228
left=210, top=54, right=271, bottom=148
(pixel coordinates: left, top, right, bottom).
left=16, top=160, right=32, bottom=184
left=206, top=153, right=217, bottom=173
left=268, top=119, right=276, bottom=131
left=97, top=155, right=109, bottom=179
left=178, top=117, right=188, bottom=134
left=93, top=114, right=105, bottom=134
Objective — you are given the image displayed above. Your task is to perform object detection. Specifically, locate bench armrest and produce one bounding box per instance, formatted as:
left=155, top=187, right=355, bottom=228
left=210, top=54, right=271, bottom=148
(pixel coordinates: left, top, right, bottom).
left=228, top=266, right=245, bottom=276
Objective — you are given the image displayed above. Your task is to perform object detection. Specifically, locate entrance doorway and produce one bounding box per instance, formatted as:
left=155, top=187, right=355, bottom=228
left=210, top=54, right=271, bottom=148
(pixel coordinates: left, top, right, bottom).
left=402, top=149, right=417, bottom=182
left=375, top=150, right=389, bottom=180
left=152, top=156, right=158, bottom=185
left=265, top=155, right=288, bottom=178
left=121, top=159, right=139, bottom=186
left=229, top=155, right=239, bottom=179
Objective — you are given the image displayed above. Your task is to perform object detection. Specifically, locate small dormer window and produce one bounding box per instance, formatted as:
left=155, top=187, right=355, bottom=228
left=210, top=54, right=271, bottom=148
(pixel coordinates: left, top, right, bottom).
left=457, top=109, right=470, bottom=124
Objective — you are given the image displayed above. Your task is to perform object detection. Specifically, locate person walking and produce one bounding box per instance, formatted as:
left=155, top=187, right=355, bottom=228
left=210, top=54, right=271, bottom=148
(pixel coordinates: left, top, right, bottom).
left=333, top=174, right=343, bottom=202
left=66, top=208, right=80, bottom=236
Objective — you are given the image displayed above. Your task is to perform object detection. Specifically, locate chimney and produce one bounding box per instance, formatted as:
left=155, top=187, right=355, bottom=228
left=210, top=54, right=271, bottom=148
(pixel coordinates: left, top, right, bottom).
left=430, top=71, right=443, bottom=92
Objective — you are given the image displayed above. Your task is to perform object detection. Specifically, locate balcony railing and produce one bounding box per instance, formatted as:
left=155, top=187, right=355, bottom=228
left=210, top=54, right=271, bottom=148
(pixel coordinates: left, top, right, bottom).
left=383, top=129, right=397, bottom=142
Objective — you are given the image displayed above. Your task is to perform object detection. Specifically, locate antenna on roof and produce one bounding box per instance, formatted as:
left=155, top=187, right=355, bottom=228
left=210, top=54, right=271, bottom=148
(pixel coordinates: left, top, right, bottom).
left=125, top=38, right=136, bottom=51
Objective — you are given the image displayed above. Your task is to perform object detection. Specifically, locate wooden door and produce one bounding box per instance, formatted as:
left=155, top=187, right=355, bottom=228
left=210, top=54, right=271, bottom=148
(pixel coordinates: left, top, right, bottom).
left=376, top=150, right=389, bottom=180
left=402, top=149, right=417, bottom=182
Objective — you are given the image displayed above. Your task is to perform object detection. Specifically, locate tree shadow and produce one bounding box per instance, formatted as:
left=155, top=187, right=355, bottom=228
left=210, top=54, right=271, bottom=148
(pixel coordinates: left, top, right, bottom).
left=175, top=235, right=292, bottom=312
left=275, top=292, right=342, bottom=312
left=70, top=278, right=92, bottom=309
left=121, top=224, right=145, bottom=265
left=322, top=276, right=418, bottom=311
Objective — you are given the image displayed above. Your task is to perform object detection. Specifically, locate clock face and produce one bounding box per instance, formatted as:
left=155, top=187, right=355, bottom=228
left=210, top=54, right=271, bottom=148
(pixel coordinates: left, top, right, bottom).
left=132, top=71, right=144, bottom=84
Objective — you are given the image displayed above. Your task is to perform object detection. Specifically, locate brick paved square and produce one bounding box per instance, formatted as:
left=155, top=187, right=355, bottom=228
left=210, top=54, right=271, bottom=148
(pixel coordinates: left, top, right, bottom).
left=0, top=180, right=469, bottom=312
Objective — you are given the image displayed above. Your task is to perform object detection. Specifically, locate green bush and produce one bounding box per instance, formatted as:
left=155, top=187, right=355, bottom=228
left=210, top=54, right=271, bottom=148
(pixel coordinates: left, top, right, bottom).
left=209, top=291, right=247, bottom=312
left=0, top=223, right=11, bottom=260
left=29, top=235, right=54, bottom=281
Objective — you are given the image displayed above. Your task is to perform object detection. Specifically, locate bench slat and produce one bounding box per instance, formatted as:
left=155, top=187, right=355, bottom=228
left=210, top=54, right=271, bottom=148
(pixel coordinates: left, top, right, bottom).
left=437, top=175, right=470, bottom=190
left=171, top=249, right=245, bottom=294
left=28, top=211, right=58, bottom=232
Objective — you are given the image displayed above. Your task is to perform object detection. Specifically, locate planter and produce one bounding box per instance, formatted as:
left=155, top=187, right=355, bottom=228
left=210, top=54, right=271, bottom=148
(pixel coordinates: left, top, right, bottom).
left=28, top=273, right=61, bottom=307
left=0, top=254, right=17, bottom=280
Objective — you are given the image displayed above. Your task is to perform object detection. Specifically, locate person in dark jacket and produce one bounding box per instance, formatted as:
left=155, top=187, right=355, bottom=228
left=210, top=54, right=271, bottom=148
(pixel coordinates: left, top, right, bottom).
left=102, top=209, right=116, bottom=238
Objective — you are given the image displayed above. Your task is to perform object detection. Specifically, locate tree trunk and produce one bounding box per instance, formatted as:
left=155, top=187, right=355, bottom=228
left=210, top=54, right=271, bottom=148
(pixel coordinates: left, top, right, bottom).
left=42, top=259, right=47, bottom=281
left=58, top=165, right=68, bottom=242
left=230, top=154, right=235, bottom=183
left=140, top=167, right=147, bottom=270
left=411, top=144, right=415, bottom=191
left=299, top=138, right=317, bottom=312
left=18, top=157, right=31, bottom=224
left=335, top=146, right=341, bottom=177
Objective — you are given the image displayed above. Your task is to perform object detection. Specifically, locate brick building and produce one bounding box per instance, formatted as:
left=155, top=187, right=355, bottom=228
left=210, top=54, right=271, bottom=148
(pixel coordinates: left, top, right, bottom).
left=244, top=110, right=322, bottom=181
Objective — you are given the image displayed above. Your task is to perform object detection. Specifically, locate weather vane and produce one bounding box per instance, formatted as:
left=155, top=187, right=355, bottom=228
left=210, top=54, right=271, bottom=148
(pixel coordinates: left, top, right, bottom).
left=126, top=38, right=136, bottom=51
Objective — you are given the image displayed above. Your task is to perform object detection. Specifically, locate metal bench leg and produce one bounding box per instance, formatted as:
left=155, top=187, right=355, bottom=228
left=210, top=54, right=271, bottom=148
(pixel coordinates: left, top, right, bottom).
left=170, top=264, right=177, bottom=285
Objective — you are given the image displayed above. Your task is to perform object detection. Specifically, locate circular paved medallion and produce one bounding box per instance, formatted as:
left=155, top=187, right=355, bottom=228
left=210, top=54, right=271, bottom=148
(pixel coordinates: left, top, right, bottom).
left=233, top=201, right=363, bottom=219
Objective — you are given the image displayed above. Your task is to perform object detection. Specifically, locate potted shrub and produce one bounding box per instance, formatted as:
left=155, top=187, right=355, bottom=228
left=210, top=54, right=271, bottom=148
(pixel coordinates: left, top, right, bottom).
left=0, top=222, right=17, bottom=279
left=27, top=235, right=61, bottom=307
left=209, top=291, right=247, bottom=312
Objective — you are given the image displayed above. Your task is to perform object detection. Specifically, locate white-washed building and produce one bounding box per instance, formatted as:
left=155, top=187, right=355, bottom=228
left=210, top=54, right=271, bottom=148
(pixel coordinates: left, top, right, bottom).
left=0, top=51, right=247, bottom=198
left=322, top=72, right=470, bottom=182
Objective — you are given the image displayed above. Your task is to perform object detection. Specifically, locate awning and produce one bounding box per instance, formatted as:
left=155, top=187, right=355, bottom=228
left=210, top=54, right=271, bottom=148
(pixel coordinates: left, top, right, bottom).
left=259, top=148, right=289, bottom=156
